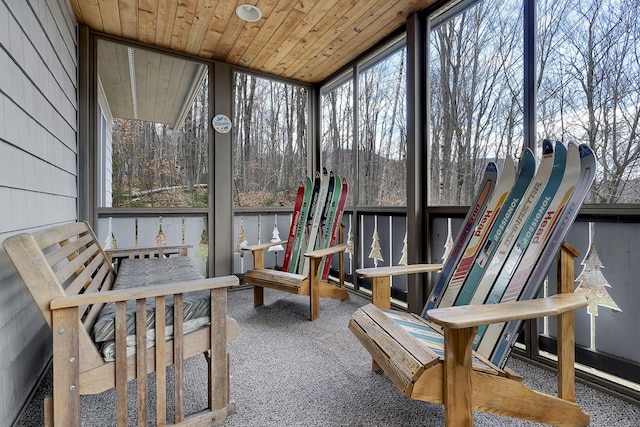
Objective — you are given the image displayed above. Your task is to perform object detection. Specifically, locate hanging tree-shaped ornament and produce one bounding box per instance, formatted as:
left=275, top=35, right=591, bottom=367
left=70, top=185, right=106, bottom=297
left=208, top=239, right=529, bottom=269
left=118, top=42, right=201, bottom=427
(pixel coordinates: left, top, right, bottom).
left=398, top=230, right=408, bottom=265
left=345, top=215, right=355, bottom=256
left=195, top=226, right=209, bottom=276
left=575, top=222, right=621, bottom=316
left=368, top=216, right=384, bottom=268
left=196, top=227, right=208, bottom=263
left=235, top=216, right=249, bottom=254
left=235, top=216, right=250, bottom=272
left=574, top=222, right=621, bottom=350
left=156, top=216, right=166, bottom=246
left=267, top=215, right=285, bottom=269
left=442, top=218, right=455, bottom=262
left=103, top=217, right=117, bottom=250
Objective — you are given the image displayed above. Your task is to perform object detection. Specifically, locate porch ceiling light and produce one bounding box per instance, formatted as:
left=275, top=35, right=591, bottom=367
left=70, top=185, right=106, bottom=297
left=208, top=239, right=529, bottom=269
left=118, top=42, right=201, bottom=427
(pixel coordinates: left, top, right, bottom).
left=127, top=47, right=138, bottom=119
left=235, top=4, right=262, bottom=22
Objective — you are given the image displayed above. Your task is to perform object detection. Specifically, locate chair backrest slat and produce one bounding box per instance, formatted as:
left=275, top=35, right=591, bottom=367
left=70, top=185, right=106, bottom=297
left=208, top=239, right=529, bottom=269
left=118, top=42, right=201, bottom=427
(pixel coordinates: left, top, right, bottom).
left=424, top=141, right=595, bottom=366
left=283, top=170, right=348, bottom=278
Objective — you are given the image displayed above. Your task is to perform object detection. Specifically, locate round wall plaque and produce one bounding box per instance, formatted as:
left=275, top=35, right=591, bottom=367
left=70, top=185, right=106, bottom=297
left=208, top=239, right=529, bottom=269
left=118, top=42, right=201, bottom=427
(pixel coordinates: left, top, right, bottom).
left=212, top=114, right=232, bottom=133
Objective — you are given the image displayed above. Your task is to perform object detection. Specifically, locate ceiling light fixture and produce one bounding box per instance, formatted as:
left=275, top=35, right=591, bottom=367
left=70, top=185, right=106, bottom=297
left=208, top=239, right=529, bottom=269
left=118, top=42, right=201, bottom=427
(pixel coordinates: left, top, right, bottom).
left=235, top=4, right=262, bottom=22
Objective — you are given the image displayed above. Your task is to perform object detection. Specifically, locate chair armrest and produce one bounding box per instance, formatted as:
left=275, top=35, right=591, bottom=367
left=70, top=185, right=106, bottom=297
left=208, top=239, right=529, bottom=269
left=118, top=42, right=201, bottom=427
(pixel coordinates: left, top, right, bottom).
left=50, top=275, right=239, bottom=309
left=427, top=294, right=588, bottom=329
left=357, top=263, right=442, bottom=310
left=304, top=243, right=348, bottom=259
left=243, top=241, right=287, bottom=252
left=356, top=263, right=443, bottom=278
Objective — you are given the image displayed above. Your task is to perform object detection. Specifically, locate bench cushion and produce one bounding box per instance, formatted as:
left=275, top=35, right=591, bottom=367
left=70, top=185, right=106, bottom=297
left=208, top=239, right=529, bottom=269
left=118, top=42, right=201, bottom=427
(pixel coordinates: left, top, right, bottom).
left=93, top=257, right=210, bottom=344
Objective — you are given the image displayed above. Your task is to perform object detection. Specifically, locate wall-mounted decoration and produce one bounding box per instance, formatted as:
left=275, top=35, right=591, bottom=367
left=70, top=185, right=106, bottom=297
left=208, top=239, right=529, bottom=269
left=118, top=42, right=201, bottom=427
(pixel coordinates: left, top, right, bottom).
left=212, top=114, right=232, bottom=133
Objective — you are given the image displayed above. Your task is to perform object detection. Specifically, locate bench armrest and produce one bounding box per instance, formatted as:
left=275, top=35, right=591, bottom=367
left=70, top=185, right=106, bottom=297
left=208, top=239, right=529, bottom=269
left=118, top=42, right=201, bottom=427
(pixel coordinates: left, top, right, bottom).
left=105, top=244, right=193, bottom=253
left=427, top=293, right=588, bottom=329
left=50, top=275, right=239, bottom=309
left=105, top=245, right=193, bottom=264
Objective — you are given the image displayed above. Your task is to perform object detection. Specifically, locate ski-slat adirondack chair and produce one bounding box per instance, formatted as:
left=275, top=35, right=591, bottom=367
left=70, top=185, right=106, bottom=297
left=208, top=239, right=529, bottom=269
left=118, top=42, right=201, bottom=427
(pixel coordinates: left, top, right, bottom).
left=3, top=221, right=239, bottom=426
left=243, top=171, right=349, bottom=320
left=349, top=142, right=594, bottom=426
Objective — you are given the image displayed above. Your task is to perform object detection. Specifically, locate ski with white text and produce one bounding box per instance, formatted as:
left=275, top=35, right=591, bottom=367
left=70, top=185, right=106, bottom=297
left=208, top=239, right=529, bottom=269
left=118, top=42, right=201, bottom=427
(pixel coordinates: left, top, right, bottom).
left=316, top=172, right=338, bottom=250
left=453, top=141, right=557, bottom=310
left=282, top=180, right=306, bottom=272
left=289, top=174, right=318, bottom=273
left=437, top=156, right=518, bottom=308
left=422, top=162, right=499, bottom=316
left=489, top=143, right=596, bottom=367
left=319, top=176, right=348, bottom=280
left=299, top=169, right=331, bottom=276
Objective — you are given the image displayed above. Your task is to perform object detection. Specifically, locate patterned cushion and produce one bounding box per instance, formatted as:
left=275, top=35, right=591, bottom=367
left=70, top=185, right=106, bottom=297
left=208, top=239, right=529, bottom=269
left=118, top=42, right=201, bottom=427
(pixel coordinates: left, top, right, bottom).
left=93, top=257, right=210, bottom=343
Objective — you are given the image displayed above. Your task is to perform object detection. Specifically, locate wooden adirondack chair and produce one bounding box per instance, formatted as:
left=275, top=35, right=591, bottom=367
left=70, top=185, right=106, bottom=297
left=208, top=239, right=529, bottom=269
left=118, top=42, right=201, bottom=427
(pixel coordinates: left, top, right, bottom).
left=243, top=171, right=349, bottom=320
left=349, top=142, right=594, bottom=426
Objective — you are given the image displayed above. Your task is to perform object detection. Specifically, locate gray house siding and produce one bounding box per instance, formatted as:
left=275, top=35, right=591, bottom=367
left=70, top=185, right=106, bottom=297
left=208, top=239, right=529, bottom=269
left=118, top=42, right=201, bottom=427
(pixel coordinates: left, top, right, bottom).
left=0, top=0, right=77, bottom=425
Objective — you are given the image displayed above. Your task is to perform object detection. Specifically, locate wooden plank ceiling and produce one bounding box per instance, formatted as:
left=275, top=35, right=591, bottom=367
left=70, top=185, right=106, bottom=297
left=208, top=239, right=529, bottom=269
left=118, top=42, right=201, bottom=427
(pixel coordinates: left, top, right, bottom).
left=70, top=0, right=439, bottom=84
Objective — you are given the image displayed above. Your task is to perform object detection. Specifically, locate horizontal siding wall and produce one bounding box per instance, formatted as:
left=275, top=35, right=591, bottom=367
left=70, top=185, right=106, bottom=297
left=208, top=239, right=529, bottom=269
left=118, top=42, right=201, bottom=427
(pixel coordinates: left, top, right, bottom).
left=0, top=0, right=77, bottom=425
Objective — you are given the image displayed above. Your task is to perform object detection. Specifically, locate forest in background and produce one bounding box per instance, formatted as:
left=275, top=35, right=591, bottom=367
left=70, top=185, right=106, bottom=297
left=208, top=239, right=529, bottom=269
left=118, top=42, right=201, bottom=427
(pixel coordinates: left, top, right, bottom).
left=109, top=0, right=640, bottom=208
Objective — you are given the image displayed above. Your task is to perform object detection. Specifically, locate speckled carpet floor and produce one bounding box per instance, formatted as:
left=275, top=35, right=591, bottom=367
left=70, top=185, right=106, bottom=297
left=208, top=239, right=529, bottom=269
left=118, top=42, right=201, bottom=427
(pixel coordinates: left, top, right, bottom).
left=17, top=288, right=639, bottom=426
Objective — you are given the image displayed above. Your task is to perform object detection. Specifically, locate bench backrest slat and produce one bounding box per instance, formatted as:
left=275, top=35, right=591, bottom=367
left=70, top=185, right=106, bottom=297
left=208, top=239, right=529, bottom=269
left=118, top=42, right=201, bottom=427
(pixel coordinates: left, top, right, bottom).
left=32, top=221, right=91, bottom=249
left=5, top=222, right=116, bottom=334
left=78, top=262, right=114, bottom=327
left=4, top=222, right=117, bottom=372
left=54, top=242, right=101, bottom=288
left=45, top=233, right=94, bottom=267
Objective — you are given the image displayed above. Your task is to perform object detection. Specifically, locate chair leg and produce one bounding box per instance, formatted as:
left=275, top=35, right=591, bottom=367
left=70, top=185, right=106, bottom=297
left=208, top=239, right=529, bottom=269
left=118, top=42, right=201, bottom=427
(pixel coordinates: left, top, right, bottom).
left=310, top=257, right=321, bottom=320
left=254, top=285, right=264, bottom=307
left=371, top=277, right=391, bottom=309
left=443, top=326, right=477, bottom=427
left=44, top=396, right=53, bottom=427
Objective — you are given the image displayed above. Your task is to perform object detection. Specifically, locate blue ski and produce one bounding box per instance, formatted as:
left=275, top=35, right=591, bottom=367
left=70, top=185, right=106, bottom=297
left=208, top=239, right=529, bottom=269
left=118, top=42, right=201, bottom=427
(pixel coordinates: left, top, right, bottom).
left=489, top=143, right=596, bottom=367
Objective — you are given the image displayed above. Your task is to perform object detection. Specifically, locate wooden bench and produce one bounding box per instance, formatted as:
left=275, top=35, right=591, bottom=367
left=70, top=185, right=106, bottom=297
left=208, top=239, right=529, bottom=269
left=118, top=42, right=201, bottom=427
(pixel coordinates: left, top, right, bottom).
left=3, top=221, right=239, bottom=427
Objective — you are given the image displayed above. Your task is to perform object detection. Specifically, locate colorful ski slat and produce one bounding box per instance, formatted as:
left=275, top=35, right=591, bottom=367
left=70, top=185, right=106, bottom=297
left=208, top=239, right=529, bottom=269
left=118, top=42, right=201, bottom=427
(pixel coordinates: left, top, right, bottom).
left=319, top=177, right=348, bottom=280
left=437, top=156, right=517, bottom=308
left=446, top=148, right=539, bottom=309
left=499, top=143, right=580, bottom=303
left=299, top=169, right=331, bottom=276
left=473, top=141, right=568, bottom=351
left=317, top=172, right=338, bottom=250
left=422, top=162, right=499, bottom=316
left=476, top=142, right=579, bottom=357
left=289, top=175, right=317, bottom=273
left=489, top=143, right=596, bottom=367
left=282, top=181, right=306, bottom=272
left=457, top=141, right=558, bottom=309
